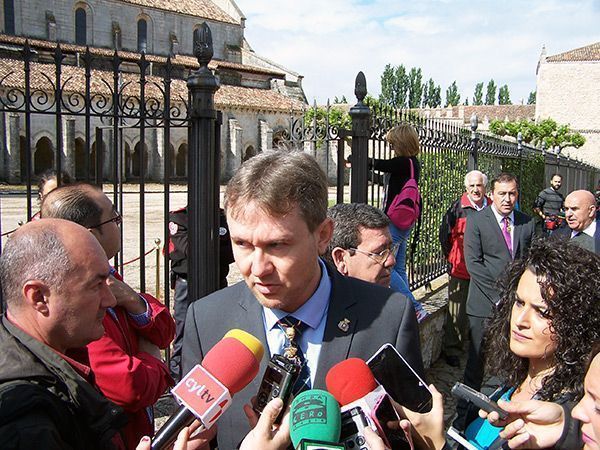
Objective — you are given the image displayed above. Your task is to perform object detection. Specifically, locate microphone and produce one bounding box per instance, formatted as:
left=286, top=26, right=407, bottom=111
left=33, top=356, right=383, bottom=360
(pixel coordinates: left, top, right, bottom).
left=289, top=389, right=344, bottom=450
left=151, top=329, right=264, bottom=450
left=326, top=358, right=402, bottom=449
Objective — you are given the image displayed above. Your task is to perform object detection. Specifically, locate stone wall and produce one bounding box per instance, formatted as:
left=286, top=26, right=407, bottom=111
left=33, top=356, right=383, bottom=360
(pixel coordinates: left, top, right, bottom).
left=536, top=60, right=600, bottom=167
left=10, top=0, right=243, bottom=60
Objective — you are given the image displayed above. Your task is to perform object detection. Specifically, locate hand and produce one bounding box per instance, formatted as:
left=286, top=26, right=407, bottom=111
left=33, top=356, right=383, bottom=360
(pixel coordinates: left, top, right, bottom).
left=240, top=397, right=291, bottom=450
left=138, top=337, right=162, bottom=360
left=135, top=425, right=213, bottom=450
left=491, top=399, right=564, bottom=449
left=391, top=384, right=446, bottom=450
left=363, top=426, right=389, bottom=450
left=108, top=275, right=146, bottom=314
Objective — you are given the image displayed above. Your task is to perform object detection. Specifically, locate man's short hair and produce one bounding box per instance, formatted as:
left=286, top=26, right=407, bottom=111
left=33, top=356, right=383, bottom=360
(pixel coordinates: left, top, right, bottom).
left=464, top=170, right=488, bottom=188
left=225, top=151, right=328, bottom=232
left=325, top=203, right=390, bottom=263
left=0, top=225, right=73, bottom=309
left=491, top=172, right=518, bottom=191
left=551, top=173, right=562, bottom=180
left=41, top=183, right=103, bottom=229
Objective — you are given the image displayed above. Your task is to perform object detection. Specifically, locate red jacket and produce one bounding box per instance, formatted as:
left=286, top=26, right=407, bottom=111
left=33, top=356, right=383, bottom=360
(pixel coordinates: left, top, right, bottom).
left=86, top=276, right=175, bottom=450
left=439, top=193, right=490, bottom=280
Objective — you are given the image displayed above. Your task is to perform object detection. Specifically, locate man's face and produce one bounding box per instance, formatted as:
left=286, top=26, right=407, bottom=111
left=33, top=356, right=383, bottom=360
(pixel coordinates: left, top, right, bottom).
left=340, top=227, right=395, bottom=287
left=465, top=174, right=486, bottom=205
left=89, top=193, right=122, bottom=260
left=492, top=180, right=518, bottom=216
left=50, top=235, right=116, bottom=350
left=550, top=176, right=562, bottom=191
left=564, top=193, right=596, bottom=232
left=227, top=202, right=332, bottom=313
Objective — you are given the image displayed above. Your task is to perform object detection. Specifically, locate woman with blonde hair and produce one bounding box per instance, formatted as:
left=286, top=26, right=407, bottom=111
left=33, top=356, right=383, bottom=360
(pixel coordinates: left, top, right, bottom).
left=370, top=123, right=426, bottom=320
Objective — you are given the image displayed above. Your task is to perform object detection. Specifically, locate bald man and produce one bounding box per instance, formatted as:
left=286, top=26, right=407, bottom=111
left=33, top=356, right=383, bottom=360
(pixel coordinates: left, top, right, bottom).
left=0, top=219, right=128, bottom=448
left=553, top=190, right=600, bottom=254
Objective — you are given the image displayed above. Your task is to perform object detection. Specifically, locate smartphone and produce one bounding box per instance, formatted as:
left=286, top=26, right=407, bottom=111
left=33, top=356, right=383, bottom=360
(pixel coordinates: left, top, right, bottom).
left=446, top=426, right=479, bottom=450
left=450, top=382, right=508, bottom=420
left=367, top=343, right=433, bottom=413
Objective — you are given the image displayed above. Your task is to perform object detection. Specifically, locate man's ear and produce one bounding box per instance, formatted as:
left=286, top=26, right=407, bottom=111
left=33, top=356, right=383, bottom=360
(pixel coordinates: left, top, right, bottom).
left=316, top=218, right=334, bottom=255
left=331, top=247, right=349, bottom=276
left=22, top=280, right=51, bottom=316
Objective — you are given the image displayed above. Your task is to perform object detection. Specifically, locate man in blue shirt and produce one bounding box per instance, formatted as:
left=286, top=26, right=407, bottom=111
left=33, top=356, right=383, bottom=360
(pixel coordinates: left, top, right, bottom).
left=182, top=151, right=424, bottom=449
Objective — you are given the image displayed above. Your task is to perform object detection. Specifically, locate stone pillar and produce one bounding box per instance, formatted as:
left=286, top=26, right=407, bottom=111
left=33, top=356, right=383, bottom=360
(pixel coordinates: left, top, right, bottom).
left=6, top=114, right=21, bottom=183
left=152, top=125, right=164, bottom=181
left=63, top=118, right=76, bottom=176
left=258, top=120, right=272, bottom=153
left=146, top=125, right=159, bottom=181
left=226, top=118, right=242, bottom=178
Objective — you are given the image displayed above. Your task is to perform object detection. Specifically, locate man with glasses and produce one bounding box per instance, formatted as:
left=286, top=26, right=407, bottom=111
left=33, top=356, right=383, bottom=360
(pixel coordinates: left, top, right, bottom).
left=325, top=202, right=428, bottom=320
left=41, top=183, right=175, bottom=449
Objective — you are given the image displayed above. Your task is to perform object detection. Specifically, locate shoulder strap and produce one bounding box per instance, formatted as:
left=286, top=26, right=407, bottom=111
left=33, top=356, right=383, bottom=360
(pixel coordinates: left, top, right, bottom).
left=408, top=158, right=415, bottom=180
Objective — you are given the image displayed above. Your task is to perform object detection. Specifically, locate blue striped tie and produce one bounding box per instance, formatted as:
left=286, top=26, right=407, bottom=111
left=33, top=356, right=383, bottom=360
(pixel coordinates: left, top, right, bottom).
left=278, top=316, right=311, bottom=394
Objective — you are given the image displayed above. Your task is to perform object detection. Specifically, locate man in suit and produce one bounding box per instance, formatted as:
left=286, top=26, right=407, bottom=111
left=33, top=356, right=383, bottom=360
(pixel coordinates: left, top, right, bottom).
left=182, top=151, right=424, bottom=449
left=454, top=172, right=536, bottom=430
left=552, top=190, right=599, bottom=254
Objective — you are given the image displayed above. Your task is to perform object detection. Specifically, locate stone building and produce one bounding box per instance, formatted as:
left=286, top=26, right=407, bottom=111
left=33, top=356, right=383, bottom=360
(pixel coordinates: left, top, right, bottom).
left=0, top=0, right=307, bottom=182
left=536, top=42, right=600, bottom=166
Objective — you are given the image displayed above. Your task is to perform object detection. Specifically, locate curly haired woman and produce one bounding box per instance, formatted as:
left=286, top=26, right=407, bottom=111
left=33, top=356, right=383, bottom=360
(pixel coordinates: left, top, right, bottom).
left=462, top=238, right=600, bottom=449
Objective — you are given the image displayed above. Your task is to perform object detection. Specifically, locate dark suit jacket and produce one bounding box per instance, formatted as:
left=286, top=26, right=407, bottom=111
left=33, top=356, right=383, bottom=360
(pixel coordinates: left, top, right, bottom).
left=464, top=207, right=536, bottom=318
left=552, top=220, right=600, bottom=254
left=181, top=263, right=424, bottom=450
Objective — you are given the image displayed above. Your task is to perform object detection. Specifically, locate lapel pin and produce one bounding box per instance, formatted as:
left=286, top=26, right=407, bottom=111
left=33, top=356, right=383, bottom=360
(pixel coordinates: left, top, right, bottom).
left=338, top=318, right=350, bottom=333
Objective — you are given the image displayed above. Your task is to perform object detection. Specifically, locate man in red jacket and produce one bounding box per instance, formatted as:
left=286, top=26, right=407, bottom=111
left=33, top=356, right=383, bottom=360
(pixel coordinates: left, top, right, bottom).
left=41, top=183, right=175, bottom=450
left=438, top=170, right=490, bottom=367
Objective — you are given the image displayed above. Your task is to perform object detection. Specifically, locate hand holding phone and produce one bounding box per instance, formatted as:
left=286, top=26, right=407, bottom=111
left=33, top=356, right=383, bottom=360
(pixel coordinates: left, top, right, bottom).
left=450, top=382, right=509, bottom=420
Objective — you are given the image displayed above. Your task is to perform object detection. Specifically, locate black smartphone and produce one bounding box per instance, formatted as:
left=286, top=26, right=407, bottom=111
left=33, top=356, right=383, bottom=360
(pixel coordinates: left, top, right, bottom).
left=450, top=382, right=508, bottom=420
left=367, top=343, right=433, bottom=413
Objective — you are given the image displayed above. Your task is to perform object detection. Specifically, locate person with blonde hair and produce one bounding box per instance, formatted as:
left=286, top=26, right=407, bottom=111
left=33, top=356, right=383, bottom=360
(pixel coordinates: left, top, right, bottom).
left=370, top=123, right=426, bottom=319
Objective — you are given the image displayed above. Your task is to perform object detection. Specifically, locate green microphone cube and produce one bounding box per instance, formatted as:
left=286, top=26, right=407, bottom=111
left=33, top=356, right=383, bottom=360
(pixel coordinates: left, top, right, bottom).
left=295, top=438, right=345, bottom=450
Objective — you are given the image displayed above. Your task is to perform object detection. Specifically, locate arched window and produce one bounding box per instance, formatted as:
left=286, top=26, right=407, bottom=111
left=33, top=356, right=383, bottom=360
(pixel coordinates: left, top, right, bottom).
left=4, top=0, right=15, bottom=35
left=75, top=7, right=86, bottom=45
left=137, top=18, right=147, bottom=53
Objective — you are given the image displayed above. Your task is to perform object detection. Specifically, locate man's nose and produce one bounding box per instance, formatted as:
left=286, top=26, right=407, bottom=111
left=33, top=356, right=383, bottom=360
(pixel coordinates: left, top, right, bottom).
left=251, top=250, right=273, bottom=277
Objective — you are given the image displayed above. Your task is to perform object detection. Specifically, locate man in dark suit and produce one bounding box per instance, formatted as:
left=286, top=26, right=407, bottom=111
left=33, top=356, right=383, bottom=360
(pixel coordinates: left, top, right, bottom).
left=454, top=172, right=536, bottom=429
left=552, top=190, right=599, bottom=254
left=182, top=151, right=424, bottom=450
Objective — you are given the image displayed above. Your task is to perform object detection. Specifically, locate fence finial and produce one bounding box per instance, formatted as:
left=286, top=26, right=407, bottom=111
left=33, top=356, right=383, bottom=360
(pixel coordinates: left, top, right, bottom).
left=193, top=22, right=214, bottom=69
left=354, top=71, right=367, bottom=104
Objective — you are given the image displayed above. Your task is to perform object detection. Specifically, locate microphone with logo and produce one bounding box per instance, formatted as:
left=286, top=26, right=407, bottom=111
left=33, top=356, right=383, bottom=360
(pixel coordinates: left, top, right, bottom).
left=151, top=329, right=264, bottom=450
left=326, top=358, right=405, bottom=450
left=289, top=389, right=344, bottom=450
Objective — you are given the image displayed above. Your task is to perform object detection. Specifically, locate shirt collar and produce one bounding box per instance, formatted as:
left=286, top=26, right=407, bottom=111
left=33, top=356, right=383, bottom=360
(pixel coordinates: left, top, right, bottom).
left=491, top=204, right=514, bottom=224
left=576, top=220, right=597, bottom=238
left=264, top=258, right=332, bottom=331
left=467, top=195, right=488, bottom=211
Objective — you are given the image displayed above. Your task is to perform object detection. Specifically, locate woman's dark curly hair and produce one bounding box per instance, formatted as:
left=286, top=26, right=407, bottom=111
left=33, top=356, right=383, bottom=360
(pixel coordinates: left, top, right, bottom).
left=484, top=238, right=600, bottom=401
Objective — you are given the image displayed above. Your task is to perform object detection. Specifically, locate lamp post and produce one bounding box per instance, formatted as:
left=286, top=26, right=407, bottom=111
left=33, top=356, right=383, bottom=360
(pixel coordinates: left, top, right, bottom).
left=469, top=113, right=478, bottom=171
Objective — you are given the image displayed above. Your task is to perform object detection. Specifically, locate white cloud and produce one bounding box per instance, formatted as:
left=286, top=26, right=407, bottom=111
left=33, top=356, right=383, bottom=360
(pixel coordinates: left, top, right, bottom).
left=235, top=0, right=600, bottom=104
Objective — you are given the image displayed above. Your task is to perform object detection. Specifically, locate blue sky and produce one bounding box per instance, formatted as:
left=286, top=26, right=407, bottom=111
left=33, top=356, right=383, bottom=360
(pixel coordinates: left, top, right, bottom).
left=234, top=0, right=600, bottom=105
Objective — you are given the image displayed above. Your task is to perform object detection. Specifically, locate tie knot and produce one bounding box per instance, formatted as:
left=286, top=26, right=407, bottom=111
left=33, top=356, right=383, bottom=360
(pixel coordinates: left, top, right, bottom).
left=278, top=316, right=307, bottom=336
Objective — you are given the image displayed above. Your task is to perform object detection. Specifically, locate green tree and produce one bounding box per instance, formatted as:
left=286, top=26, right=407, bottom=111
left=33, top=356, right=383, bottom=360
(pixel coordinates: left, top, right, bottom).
left=430, top=83, right=442, bottom=107
left=421, top=82, right=428, bottom=108
left=445, top=81, right=460, bottom=106
left=379, top=64, right=409, bottom=108
left=527, top=91, right=536, bottom=105
left=498, top=84, right=511, bottom=105
left=489, top=118, right=586, bottom=151
left=473, top=82, right=484, bottom=105
left=485, top=79, right=497, bottom=105
left=464, top=97, right=469, bottom=106
left=408, top=67, right=423, bottom=108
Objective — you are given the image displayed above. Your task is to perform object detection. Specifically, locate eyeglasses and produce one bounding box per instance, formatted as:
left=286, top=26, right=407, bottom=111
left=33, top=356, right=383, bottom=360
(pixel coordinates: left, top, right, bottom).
left=349, top=242, right=400, bottom=265
left=89, top=212, right=122, bottom=229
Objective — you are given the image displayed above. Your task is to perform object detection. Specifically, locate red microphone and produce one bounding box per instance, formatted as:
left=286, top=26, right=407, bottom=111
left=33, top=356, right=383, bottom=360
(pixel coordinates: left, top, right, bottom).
left=326, top=358, right=401, bottom=449
left=151, top=330, right=264, bottom=450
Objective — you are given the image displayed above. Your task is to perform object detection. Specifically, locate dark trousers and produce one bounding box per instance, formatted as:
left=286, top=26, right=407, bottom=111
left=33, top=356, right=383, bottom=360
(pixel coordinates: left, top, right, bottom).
left=453, top=314, right=487, bottom=431
left=169, top=276, right=189, bottom=381
left=443, top=277, right=469, bottom=357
